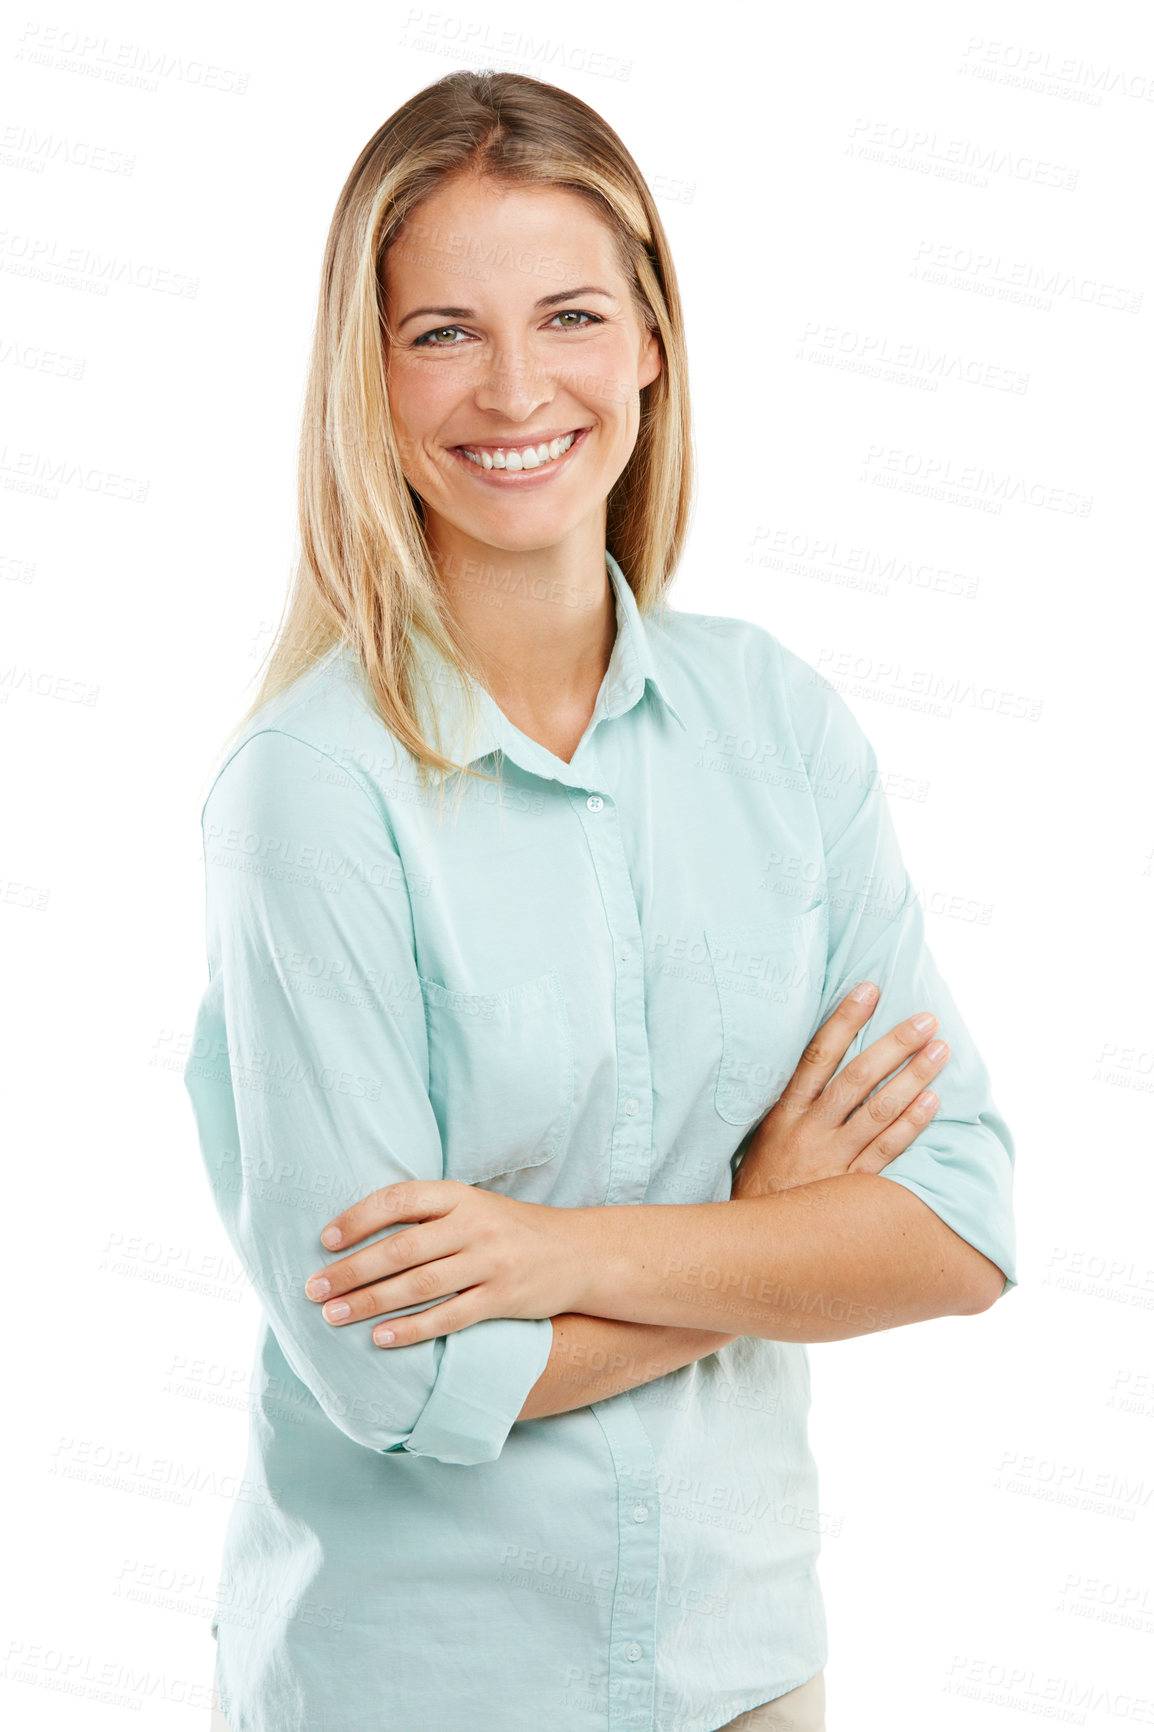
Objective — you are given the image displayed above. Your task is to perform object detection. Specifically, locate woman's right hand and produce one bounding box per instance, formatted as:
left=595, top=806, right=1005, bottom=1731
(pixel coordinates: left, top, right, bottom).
left=730, top=982, right=950, bottom=1201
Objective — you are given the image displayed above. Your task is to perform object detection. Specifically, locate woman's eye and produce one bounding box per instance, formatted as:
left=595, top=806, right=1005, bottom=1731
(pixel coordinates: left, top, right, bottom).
left=550, top=310, right=602, bottom=329
left=413, top=325, right=467, bottom=348
left=411, top=310, right=603, bottom=348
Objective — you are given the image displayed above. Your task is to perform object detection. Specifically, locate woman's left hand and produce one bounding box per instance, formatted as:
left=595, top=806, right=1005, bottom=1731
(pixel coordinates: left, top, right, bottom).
left=302, top=1180, right=596, bottom=1347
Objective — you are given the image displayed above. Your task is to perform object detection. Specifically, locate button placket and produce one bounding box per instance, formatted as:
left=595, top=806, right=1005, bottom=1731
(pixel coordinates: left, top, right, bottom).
left=590, top=1400, right=661, bottom=1732
left=567, top=783, right=653, bottom=1205
left=569, top=779, right=661, bottom=1730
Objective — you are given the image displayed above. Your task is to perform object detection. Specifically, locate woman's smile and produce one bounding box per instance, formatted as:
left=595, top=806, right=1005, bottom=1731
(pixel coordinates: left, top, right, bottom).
left=448, top=424, right=592, bottom=488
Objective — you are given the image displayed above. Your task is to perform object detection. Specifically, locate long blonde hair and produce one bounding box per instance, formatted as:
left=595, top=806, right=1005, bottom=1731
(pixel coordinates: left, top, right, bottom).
left=229, top=69, right=694, bottom=797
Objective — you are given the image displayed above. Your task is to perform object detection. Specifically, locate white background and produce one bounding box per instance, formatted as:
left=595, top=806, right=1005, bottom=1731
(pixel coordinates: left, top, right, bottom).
left=3, top=1, right=1152, bottom=1726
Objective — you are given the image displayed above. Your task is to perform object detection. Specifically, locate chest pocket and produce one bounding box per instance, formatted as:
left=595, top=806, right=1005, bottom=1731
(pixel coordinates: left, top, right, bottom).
left=705, top=899, right=829, bottom=1126
left=418, top=967, right=575, bottom=1186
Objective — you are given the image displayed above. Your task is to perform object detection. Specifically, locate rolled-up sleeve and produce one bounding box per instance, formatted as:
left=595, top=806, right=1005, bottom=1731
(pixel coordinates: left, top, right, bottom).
left=776, top=644, right=1018, bottom=1297
left=182, top=726, right=554, bottom=1464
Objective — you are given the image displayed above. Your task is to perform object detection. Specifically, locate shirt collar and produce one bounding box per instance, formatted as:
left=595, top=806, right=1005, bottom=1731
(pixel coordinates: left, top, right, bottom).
left=403, top=549, right=687, bottom=779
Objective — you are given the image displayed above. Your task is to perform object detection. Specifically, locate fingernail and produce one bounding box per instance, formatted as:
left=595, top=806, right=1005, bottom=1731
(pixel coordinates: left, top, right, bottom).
left=321, top=1227, right=342, bottom=1249
left=925, top=1039, right=947, bottom=1061
left=305, top=1276, right=331, bottom=1299
left=323, top=1300, right=350, bottom=1321
left=911, top=1012, right=936, bottom=1032
left=849, top=981, right=876, bottom=1003
left=374, top=1330, right=395, bottom=1346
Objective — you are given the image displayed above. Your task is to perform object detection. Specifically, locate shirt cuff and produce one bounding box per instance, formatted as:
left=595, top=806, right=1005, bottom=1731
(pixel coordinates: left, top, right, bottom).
left=395, top=1317, right=555, bottom=1465
left=880, top=1162, right=1018, bottom=1297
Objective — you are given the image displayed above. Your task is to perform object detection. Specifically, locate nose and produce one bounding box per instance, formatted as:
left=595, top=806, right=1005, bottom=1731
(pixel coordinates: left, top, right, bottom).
left=472, top=341, right=556, bottom=422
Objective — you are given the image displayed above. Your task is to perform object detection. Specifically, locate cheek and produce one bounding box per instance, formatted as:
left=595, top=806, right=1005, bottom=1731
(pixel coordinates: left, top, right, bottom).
left=386, top=358, right=440, bottom=426
left=386, top=362, right=453, bottom=445
left=591, top=334, right=645, bottom=388
left=387, top=404, right=444, bottom=476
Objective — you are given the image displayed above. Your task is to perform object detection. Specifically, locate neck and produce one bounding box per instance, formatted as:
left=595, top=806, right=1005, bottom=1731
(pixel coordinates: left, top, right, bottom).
left=427, top=530, right=618, bottom=763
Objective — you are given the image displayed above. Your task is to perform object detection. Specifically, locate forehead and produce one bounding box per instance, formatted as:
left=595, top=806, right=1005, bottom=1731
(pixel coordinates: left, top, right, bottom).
left=385, top=176, right=622, bottom=303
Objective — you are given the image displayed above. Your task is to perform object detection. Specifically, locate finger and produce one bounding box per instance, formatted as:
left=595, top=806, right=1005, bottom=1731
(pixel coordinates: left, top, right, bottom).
left=779, top=981, right=882, bottom=1107
left=814, top=1011, right=944, bottom=1128
left=317, top=1252, right=479, bottom=1329
left=833, top=1036, right=950, bottom=1152
left=847, top=1084, right=941, bottom=1174
left=305, top=1216, right=459, bottom=1304
left=318, top=1179, right=467, bottom=1253
left=372, top=1287, right=487, bottom=1348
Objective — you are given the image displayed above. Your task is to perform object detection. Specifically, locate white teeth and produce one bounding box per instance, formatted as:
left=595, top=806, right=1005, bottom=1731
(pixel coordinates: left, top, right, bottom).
left=460, top=430, right=579, bottom=471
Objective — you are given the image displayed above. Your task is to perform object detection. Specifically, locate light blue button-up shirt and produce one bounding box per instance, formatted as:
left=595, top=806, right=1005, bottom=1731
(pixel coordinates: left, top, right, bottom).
left=184, top=550, right=1016, bottom=1732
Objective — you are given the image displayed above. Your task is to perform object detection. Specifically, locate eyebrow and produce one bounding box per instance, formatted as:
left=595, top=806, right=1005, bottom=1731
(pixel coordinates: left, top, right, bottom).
left=397, top=286, right=617, bottom=331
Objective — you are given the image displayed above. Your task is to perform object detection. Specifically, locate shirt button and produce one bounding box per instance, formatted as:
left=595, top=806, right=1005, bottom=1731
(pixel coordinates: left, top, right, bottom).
left=632, top=1504, right=649, bottom=1522
left=585, top=794, right=604, bottom=811
left=618, top=943, right=632, bottom=961
left=624, top=1098, right=639, bottom=1115
left=626, top=1643, right=643, bottom=1662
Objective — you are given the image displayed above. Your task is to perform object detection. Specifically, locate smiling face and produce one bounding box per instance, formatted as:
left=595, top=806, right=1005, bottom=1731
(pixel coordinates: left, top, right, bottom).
left=382, top=173, right=662, bottom=565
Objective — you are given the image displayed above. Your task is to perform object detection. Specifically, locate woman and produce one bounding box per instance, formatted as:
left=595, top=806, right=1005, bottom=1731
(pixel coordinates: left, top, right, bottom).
left=185, top=70, right=1016, bottom=1732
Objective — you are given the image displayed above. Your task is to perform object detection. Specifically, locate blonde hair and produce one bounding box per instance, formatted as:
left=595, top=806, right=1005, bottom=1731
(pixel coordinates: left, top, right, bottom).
left=226, top=69, right=694, bottom=802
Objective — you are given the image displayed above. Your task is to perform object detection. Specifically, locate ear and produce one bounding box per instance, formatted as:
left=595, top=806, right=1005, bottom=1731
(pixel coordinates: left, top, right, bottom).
left=638, top=328, right=663, bottom=391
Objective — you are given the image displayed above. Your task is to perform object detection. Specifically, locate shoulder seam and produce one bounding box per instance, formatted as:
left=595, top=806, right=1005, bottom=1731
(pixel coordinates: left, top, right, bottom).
left=199, top=724, right=391, bottom=839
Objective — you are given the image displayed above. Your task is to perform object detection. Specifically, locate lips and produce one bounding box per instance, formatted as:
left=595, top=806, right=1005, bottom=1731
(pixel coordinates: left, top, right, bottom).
left=452, top=426, right=588, bottom=457
left=448, top=425, right=591, bottom=481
